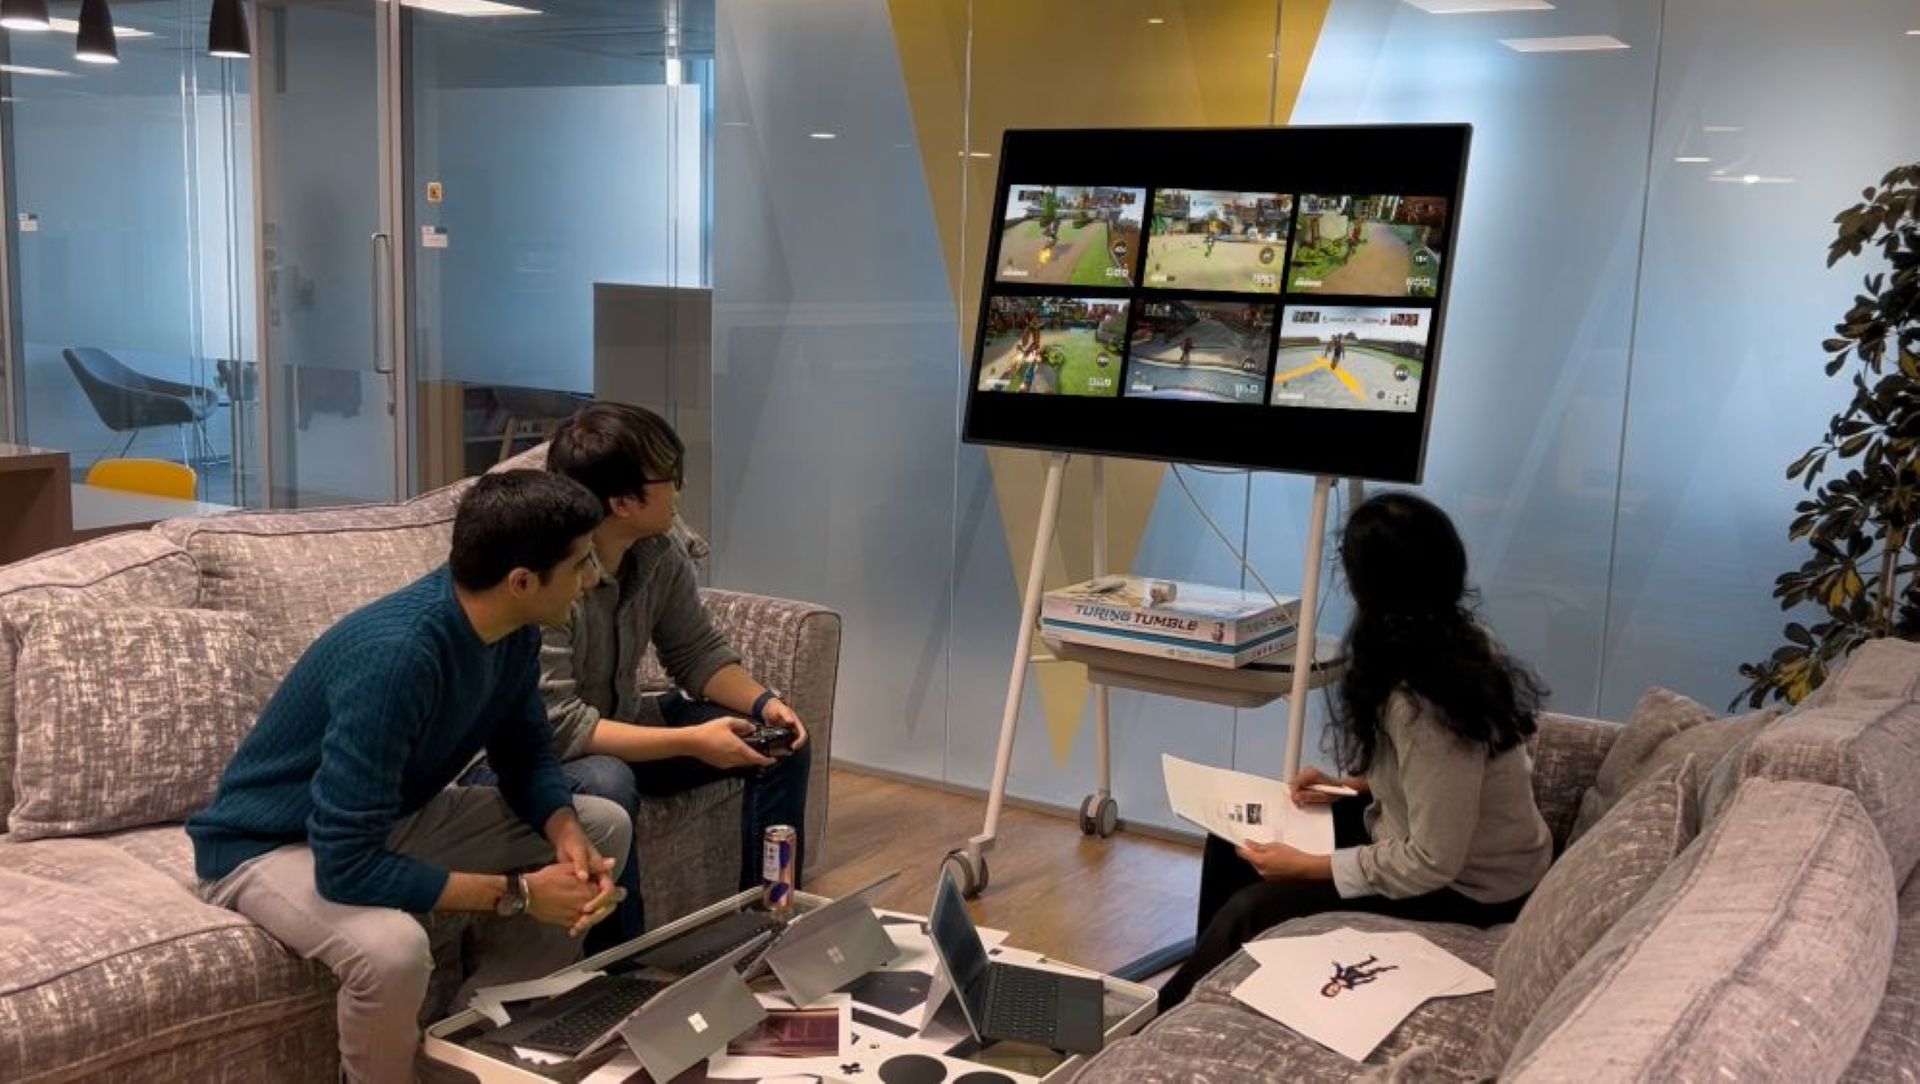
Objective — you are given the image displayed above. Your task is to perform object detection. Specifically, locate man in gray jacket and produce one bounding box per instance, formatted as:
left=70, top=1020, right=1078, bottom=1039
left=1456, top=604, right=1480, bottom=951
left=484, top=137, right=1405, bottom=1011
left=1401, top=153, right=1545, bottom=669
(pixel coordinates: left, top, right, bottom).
left=467, top=404, right=809, bottom=951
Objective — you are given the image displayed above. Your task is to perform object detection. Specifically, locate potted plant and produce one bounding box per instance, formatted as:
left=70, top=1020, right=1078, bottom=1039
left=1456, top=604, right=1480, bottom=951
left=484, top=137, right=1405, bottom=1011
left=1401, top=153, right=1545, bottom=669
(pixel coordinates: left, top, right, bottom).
left=1739, top=163, right=1920, bottom=707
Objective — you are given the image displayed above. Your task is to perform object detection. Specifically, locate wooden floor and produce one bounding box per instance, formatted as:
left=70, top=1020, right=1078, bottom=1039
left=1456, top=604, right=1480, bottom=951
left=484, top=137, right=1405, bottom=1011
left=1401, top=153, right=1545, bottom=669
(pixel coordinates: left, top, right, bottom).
left=807, top=767, right=1204, bottom=976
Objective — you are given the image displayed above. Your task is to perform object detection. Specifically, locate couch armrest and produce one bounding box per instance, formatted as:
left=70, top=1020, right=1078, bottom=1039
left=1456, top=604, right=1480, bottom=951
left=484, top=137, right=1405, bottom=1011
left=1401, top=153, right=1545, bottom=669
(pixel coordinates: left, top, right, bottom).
left=698, top=589, right=843, bottom=870
left=1528, top=712, right=1621, bottom=851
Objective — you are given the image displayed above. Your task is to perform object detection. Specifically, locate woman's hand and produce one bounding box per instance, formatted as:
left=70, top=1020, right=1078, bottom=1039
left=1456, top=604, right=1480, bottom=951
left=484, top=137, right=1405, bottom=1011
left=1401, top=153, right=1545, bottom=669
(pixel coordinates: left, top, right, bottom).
left=1289, top=766, right=1368, bottom=806
left=1235, top=840, right=1330, bottom=881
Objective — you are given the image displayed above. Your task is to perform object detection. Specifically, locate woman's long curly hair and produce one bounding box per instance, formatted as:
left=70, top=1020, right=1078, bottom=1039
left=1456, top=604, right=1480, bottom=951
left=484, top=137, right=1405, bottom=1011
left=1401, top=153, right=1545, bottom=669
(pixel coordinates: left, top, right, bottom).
left=1327, top=492, right=1546, bottom=774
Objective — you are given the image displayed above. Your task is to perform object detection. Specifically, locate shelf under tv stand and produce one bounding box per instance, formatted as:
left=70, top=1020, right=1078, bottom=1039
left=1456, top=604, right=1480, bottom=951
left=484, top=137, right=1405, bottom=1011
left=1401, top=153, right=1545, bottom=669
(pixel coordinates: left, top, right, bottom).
left=943, top=451, right=1359, bottom=903
left=1042, top=634, right=1345, bottom=710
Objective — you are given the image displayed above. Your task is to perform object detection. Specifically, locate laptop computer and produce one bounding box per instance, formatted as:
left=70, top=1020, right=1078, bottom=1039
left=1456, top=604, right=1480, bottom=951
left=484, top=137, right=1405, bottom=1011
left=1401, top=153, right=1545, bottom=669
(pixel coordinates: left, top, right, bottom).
left=627, top=906, right=785, bottom=973
left=490, top=934, right=772, bottom=1060
left=926, top=870, right=1105, bottom=1054
left=617, top=936, right=771, bottom=1083
left=761, top=869, right=902, bottom=1006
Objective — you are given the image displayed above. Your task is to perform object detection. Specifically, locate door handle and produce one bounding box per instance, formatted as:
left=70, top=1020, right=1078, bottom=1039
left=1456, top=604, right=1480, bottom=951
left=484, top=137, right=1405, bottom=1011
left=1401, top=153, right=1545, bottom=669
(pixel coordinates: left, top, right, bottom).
left=370, top=231, right=393, bottom=375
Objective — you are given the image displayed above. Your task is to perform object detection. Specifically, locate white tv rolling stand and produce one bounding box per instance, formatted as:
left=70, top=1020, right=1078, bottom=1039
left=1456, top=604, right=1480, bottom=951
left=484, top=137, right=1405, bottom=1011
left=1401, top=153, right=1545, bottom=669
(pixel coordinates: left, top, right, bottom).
left=942, top=451, right=1355, bottom=897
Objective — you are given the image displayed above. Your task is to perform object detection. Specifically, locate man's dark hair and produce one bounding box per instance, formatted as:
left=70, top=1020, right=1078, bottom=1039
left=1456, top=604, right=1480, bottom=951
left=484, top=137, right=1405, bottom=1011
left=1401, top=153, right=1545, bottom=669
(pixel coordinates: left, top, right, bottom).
left=450, top=470, right=604, bottom=590
left=549, top=403, right=685, bottom=509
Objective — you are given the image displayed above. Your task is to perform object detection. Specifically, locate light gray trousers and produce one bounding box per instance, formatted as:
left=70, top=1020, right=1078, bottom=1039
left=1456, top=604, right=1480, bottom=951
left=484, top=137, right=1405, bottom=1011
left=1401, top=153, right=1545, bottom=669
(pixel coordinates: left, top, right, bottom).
left=202, top=788, right=632, bottom=1084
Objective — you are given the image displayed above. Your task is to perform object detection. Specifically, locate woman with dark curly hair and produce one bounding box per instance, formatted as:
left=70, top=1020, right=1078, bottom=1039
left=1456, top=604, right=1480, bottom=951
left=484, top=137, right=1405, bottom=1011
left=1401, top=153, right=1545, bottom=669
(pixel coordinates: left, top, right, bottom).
left=1158, top=492, right=1553, bottom=1009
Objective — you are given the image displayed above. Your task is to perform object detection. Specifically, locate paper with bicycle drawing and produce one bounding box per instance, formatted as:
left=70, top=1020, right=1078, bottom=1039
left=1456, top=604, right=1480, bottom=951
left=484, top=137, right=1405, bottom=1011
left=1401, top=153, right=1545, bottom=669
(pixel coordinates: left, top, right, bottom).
left=1162, top=755, right=1334, bottom=853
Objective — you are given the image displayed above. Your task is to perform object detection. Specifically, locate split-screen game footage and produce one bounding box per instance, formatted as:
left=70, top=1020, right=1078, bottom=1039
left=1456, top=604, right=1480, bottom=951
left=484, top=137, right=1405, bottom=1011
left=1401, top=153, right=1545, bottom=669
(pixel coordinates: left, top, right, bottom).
left=1286, top=195, right=1448, bottom=298
left=979, top=295, right=1131, bottom=397
left=1270, top=305, right=1430, bottom=412
left=1126, top=300, right=1274, bottom=405
left=1142, top=190, right=1292, bottom=294
left=995, top=185, right=1146, bottom=287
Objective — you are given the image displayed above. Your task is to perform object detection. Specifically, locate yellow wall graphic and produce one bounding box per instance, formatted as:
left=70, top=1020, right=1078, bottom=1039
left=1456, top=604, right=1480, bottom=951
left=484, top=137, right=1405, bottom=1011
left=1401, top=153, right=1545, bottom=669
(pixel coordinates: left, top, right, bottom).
left=887, top=1, right=1332, bottom=765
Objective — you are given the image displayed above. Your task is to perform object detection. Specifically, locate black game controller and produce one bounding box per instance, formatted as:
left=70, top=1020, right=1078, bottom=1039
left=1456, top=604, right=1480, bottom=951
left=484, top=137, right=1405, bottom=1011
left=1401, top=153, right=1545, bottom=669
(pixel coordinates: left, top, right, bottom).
left=743, top=723, right=796, bottom=756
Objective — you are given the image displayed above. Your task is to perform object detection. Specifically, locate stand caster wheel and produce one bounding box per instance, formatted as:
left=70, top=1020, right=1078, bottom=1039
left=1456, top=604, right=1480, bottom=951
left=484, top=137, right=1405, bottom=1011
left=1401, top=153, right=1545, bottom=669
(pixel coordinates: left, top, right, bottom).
left=1079, top=795, right=1119, bottom=838
left=943, top=849, right=989, bottom=897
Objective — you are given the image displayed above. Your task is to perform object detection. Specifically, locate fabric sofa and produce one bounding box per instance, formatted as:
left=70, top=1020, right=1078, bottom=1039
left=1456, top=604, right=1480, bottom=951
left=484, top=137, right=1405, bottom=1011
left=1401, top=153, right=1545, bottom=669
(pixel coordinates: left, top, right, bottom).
left=0, top=474, right=842, bottom=1082
left=1070, top=641, right=1920, bottom=1083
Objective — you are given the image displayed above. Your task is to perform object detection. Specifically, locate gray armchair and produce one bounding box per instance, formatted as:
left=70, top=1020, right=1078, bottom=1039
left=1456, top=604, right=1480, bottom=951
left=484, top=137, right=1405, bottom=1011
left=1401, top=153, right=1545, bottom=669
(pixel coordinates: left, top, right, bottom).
left=63, top=347, right=219, bottom=467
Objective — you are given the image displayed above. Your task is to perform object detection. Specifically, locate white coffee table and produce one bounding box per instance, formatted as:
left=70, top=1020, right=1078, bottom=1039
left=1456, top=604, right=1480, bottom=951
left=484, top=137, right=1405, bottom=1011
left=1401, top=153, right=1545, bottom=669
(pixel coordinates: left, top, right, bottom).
left=424, top=888, right=1157, bottom=1083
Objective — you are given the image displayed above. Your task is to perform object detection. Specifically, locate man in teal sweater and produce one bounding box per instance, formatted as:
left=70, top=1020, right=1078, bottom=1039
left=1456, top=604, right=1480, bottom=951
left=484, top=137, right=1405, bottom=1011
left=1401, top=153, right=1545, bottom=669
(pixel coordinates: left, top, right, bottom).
left=188, top=470, right=627, bottom=1084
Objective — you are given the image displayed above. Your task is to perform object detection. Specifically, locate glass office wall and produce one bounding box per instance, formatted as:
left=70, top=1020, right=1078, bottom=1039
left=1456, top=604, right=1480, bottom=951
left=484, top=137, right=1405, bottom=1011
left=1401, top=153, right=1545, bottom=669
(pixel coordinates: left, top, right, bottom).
left=709, top=0, right=1920, bottom=833
left=407, top=0, right=713, bottom=531
left=2, top=0, right=252, bottom=502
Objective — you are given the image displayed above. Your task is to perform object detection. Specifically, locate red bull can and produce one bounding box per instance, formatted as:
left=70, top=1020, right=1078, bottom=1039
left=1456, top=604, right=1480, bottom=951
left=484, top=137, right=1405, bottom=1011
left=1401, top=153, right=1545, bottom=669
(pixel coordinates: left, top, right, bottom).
left=761, top=825, right=798, bottom=914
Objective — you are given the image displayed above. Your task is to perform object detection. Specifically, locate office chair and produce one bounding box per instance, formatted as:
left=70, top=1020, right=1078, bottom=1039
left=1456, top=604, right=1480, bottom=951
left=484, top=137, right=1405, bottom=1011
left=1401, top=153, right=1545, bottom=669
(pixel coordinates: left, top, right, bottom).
left=85, top=458, right=199, bottom=501
left=63, top=348, right=220, bottom=469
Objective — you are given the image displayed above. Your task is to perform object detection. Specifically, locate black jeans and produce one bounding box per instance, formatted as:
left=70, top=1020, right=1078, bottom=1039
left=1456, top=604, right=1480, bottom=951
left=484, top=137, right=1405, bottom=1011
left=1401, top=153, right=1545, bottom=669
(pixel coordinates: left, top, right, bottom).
left=623, top=690, right=814, bottom=895
left=1158, top=796, right=1529, bottom=1010
left=462, top=691, right=812, bottom=956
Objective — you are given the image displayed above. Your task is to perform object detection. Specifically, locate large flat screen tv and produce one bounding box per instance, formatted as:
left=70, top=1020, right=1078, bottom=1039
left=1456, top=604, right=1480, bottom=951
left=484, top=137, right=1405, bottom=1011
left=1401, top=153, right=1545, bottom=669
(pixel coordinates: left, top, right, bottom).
left=961, top=125, right=1470, bottom=483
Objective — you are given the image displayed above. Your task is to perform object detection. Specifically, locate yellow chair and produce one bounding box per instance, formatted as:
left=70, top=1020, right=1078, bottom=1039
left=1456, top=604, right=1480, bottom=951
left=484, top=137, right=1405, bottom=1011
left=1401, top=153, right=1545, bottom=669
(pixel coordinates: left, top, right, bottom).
left=86, top=458, right=198, bottom=501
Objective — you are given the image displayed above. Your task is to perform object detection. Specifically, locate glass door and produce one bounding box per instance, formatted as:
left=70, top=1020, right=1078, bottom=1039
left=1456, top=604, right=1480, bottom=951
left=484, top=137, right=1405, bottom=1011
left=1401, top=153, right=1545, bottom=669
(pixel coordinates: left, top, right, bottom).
left=403, top=0, right=713, bottom=520
left=252, top=0, right=406, bottom=507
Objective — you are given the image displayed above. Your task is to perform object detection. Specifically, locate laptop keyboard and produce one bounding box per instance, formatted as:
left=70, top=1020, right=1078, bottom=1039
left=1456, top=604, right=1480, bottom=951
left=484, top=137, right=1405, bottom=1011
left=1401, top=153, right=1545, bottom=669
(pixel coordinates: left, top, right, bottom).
left=634, top=910, right=784, bottom=973
left=985, top=966, right=1060, bottom=1044
left=519, top=975, right=673, bottom=1053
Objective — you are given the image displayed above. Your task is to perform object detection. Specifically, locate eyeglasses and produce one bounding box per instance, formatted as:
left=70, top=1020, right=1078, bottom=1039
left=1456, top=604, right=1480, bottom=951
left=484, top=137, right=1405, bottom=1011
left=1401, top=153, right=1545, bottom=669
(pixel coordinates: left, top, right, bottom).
left=641, top=462, right=685, bottom=491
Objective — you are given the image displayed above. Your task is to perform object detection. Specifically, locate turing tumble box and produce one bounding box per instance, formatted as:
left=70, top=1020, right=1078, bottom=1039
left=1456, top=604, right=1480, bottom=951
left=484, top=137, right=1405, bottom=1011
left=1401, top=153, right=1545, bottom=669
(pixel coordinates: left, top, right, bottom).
left=1041, top=576, right=1299, bottom=669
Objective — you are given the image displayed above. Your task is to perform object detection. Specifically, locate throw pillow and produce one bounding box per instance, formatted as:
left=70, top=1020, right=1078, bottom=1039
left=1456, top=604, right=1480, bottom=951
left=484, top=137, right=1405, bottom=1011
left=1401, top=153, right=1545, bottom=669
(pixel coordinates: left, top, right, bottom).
left=1566, top=687, right=1775, bottom=844
left=8, top=606, right=263, bottom=840
left=1476, top=755, right=1701, bottom=1069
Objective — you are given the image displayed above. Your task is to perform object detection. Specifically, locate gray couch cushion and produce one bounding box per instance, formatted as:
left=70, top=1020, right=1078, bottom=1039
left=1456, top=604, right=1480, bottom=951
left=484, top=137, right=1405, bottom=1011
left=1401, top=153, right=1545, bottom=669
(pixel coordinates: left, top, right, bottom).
left=634, top=776, right=747, bottom=929
left=1503, top=779, right=1898, bottom=1082
left=0, top=531, right=199, bottom=833
left=1802, top=637, right=1920, bottom=711
left=159, top=501, right=457, bottom=685
left=1481, top=756, right=1699, bottom=1067
left=0, top=832, right=333, bottom=1081
left=1713, top=698, right=1920, bottom=882
left=1170, top=913, right=1501, bottom=1076
left=1842, top=869, right=1920, bottom=1083
left=7, top=607, right=262, bottom=841
left=1567, top=688, right=1774, bottom=844
left=1354, top=1046, right=1488, bottom=1083
left=1524, top=713, right=1619, bottom=852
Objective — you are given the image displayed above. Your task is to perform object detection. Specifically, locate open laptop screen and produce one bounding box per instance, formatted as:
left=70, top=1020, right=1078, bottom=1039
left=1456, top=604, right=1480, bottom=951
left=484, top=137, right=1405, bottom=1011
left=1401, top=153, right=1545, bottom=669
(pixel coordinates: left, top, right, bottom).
left=929, top=871, right=994, bottom=1032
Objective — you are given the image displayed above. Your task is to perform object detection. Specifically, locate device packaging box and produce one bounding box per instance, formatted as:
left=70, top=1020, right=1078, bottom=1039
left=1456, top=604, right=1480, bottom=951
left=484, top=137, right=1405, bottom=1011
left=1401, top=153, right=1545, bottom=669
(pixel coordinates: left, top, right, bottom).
left=1041, top=576, right=1299, bottom=669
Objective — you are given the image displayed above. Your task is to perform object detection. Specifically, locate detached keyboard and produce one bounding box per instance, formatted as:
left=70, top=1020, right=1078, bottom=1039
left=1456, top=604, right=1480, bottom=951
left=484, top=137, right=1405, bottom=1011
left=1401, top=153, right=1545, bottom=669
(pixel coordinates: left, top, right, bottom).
left=634, top=909, right=783, bottom=972
left=518, top=975, right=672, bottom=1053
left=985, top=966, right=1060, bottom=1044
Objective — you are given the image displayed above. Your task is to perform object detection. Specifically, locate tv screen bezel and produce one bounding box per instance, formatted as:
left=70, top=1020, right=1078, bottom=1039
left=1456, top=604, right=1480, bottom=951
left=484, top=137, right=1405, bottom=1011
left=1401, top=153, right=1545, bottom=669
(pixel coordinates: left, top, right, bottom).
left=960, top=124, right=1471, bottom=484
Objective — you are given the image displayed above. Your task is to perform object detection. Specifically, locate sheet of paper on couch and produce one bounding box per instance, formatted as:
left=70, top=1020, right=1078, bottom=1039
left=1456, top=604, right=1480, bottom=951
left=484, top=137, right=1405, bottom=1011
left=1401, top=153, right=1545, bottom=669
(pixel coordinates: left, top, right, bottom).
left=1162, top=755, right=1335, bottom=853
left=1231, top=928, right=1493, bottom=1062
left=469, top=968, right=605, bottom=1027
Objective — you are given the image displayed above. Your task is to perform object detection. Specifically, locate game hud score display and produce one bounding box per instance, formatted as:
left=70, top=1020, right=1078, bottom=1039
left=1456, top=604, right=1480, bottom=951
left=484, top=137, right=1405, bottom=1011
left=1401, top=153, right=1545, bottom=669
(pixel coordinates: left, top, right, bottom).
left=963, top=125, right=1470, bottom=483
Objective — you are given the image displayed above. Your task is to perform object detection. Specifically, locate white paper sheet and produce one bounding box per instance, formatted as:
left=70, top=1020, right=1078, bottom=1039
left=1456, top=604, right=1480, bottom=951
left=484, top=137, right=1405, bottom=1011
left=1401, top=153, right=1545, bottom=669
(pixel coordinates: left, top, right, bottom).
left=1163, top=755, right=1335, bottom=853
left=1233, top=928, right=1493, bottom=1061
left=509, top=1046, right=571, bottom=1066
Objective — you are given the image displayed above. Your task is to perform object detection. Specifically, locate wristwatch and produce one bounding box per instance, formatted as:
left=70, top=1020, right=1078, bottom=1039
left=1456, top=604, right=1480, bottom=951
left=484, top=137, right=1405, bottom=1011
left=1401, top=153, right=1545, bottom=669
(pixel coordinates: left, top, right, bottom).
left=750, top=688, right=784, bottom=724
left=495, top=871, right=529, bottom=918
